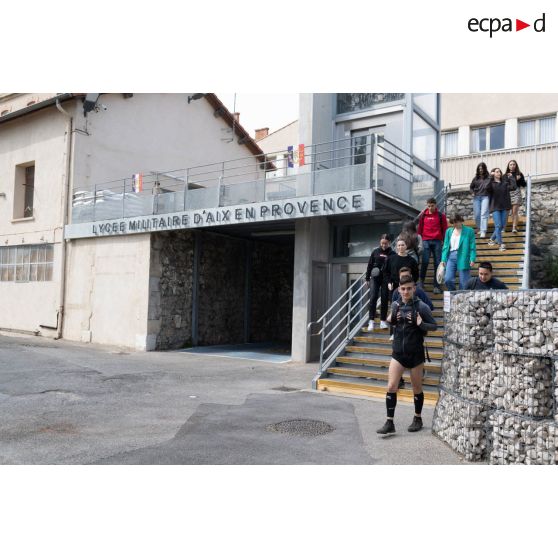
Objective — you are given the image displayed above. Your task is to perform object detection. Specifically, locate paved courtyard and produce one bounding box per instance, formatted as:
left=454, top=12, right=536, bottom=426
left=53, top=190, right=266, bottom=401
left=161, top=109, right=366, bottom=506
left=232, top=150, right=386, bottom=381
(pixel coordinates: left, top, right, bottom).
left=0, top=333, right=464, bottom=465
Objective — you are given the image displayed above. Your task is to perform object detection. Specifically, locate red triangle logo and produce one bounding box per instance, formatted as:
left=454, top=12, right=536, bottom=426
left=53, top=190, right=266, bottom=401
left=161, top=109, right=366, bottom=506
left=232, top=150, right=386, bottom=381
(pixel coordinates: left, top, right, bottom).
left=516, top=19, right=530, bottom=31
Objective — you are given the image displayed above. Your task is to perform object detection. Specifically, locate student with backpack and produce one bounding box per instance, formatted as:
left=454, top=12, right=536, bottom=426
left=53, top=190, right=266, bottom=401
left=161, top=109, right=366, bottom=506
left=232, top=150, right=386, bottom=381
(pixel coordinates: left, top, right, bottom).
left=376, top=274, right=438, bottom=436
left=417, top=197, right=448, bottom=294
left=365, top=234, right=393, bottom=331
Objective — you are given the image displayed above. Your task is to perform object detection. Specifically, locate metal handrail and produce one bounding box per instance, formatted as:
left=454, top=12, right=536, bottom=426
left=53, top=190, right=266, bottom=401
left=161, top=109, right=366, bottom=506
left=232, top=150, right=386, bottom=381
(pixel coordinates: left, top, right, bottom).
left=308, top=271, right=371, bottom=388
left=521, top=175, right=532, bottom=289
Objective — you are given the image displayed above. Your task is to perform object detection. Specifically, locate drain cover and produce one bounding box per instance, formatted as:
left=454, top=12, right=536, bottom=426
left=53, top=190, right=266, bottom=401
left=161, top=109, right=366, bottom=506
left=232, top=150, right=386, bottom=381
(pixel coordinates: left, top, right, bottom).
left=265, top=419, right=334, bottom=437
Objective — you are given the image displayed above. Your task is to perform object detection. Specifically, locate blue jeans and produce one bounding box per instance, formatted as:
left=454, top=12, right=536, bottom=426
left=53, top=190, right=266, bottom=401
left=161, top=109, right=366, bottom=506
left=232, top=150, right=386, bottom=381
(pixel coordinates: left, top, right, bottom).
left=491, top=210, right=508, bottom=244
left=473, top=195, right=490, bottom=234
left=444, top=250, right=471, bottom=291
left=420, top=239, right=442, bottom=288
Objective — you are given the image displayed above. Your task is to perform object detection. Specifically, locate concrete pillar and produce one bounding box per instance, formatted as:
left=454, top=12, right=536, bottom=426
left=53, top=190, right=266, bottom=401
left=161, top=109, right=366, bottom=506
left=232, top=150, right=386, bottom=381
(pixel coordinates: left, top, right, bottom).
left=457, top=125, right=470, bottom=156
left=505, top=118, right=518, bottom=149
left=291, top=217, right=330, bottom=362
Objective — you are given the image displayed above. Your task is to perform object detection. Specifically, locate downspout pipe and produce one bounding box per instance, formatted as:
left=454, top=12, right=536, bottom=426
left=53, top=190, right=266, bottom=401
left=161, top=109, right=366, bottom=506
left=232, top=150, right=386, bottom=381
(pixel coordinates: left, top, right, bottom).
left=55, top=98, right=73, bottom=339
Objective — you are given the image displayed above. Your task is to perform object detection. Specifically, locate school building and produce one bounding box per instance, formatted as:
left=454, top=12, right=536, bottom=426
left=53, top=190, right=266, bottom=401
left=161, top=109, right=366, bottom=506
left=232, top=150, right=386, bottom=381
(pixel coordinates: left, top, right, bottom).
left=0, top=93, right=441, bottom=362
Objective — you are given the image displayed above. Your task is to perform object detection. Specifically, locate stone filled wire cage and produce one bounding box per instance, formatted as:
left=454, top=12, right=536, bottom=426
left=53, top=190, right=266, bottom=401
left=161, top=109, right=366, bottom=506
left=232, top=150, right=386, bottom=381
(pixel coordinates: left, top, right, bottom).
left=435, top=289, right=558, bottom=464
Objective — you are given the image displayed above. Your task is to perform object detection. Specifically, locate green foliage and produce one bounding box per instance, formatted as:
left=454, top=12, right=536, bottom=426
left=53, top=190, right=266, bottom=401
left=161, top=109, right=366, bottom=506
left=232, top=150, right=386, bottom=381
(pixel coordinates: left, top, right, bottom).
left=543, top=254, right=558, bottom=287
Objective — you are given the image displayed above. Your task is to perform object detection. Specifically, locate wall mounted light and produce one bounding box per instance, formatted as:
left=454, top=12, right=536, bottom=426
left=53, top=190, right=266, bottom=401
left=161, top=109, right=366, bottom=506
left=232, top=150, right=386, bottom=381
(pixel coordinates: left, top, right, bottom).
left=188, top=93, right=206, bottom=104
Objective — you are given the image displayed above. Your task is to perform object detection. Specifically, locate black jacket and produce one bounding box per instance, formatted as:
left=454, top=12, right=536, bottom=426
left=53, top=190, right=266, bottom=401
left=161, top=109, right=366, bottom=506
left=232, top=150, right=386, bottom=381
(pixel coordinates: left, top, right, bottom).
left=386, top=254, right=419, bottom=285
left=365, top=246, right=393, bottom=281
left=489, top=179, right=512, bottom=212
left=466, top=276, right=508, bottom=290
left=390, top=297, right=437, bottom=356
left=505, top=171, right=526, bottom=191
left=470, top=175, right=492, bottom=197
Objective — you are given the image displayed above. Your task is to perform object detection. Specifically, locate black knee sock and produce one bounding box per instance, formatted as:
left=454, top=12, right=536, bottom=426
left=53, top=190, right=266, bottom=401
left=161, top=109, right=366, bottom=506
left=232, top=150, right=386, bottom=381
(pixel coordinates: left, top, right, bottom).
left=414, top=392, right=424, bottom=416
left=386, top=391, right=397, bottom=419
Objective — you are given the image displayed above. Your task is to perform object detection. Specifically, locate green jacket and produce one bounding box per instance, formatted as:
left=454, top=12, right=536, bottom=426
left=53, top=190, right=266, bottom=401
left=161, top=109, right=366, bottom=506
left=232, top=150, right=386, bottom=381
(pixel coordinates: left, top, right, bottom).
left=441, top=225, right=476, bottom=270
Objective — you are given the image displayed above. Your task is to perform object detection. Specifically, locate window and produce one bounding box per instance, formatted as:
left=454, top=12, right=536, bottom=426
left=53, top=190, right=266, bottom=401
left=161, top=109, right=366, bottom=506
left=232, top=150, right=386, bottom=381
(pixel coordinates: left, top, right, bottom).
left=442, top=131, right=458, bottom=157
left=13, top=163, right=35, bottom=219
left=519, top=116, right=556, bottom=147
left=413, top=94, right=438, bottom=122
left=337, top=93, right=405, bottom=115
left=471, top=123, right=505, bottom=152
left=0, top=244, right=53, bottom=282
left=412, top=166, right=437, bottom=211
left=413, top=113, right=437, bottom=169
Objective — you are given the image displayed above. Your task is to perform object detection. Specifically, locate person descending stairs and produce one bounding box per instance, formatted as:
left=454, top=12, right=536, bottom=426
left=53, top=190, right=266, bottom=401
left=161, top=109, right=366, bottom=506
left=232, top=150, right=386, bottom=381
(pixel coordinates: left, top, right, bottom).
left=315, top=216, right=527, bottom=404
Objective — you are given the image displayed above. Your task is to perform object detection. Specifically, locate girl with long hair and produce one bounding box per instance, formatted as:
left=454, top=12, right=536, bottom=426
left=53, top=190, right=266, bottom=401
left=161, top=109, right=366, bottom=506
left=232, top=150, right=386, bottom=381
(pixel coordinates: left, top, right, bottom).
left=469, top=162, right=492, bottom=238
left=488, top=167, right=512, bottom=250
left=504, top=159, right=526, bottom=234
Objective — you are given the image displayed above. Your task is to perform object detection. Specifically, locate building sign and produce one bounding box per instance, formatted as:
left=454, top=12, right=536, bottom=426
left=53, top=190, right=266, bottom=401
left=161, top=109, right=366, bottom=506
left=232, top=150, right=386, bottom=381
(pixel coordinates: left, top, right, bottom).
left=298, top=144, right=305, bottom=166
left=64, top=190, right=374, bottom=239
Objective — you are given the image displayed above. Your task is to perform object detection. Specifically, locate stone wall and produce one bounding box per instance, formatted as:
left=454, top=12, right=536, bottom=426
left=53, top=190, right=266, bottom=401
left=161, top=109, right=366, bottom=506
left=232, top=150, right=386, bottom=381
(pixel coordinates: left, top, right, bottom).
left=433, top=289, right=558, bottom=465
left=149, top=231, right=294, bottom=350
left=149, top=231, right=195, bottom=350
left=197, top=233, right=247, bottom=346
left=250, top=241, right=294, bottom=343
left=445, top=179, right=558, bottom=287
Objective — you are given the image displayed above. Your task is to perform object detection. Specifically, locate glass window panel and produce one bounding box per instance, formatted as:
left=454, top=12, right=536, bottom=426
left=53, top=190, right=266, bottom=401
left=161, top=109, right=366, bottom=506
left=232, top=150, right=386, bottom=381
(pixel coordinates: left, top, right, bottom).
left=490, top=124, right=505, bottom=150
left=7, top=247, right=15, bottom=264
left=37, top=264, right=45, bottom=282
left=44, top=263, right=53, bottom=281
left=45, top=245, right=54, bottom=263
left=413, top=113, right=437, bottom=169
left=337, top=93, right=405, bottom=115
left=519, top=120, right=535, bottom=147
left=15, top=263, right=25, bottom=281
left=1, top=266, right=8, bottom=281
left=351, top=133, right=368, bottom=165
left=539, top=116, right=555, bottom=144
left=412, top=166, right=437, bottom=211
left=29, top=264, right=38, bottom=282
left=471, top=127, right=486, bottom=152
left=7, top=266, right=14, bottom=281
left=30, top=247, right=39, bottom=263
left=442, top=131, right=458, bottom=157
left=413, top=93, right=438, bottom=122
left=22, top=247, right=30, bottom=265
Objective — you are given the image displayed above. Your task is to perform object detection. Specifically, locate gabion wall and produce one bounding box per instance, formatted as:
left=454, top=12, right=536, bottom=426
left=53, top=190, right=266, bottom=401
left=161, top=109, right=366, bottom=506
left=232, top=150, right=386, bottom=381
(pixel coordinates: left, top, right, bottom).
left=433, top=290, right=558, bottom=465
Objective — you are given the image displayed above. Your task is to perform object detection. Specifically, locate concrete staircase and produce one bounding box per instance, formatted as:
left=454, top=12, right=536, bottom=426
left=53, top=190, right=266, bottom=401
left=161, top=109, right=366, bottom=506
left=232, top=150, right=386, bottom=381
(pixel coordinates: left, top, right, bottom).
left=316, top=218, right=526, bottom=404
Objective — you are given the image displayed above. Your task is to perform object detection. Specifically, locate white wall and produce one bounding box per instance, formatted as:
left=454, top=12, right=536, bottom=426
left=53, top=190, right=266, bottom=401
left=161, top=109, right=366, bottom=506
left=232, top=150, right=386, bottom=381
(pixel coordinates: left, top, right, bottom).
left=70, top=93, right=262, bottom=191
left=63, top=234, right=151, bottom=350
left=0, top=106, right=69, bottom=335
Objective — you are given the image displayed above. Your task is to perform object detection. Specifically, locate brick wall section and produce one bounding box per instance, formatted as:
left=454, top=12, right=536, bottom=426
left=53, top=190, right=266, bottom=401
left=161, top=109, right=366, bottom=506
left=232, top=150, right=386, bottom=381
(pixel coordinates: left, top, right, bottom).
left=445, top=180, right=558, bottom=287
left=250, top=241, right=294, bottom=343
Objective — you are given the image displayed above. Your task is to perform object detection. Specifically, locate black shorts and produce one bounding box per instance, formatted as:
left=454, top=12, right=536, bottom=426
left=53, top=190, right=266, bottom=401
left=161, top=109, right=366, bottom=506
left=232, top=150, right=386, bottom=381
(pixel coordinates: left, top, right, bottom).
left=392, top=351, right=424, bottom=370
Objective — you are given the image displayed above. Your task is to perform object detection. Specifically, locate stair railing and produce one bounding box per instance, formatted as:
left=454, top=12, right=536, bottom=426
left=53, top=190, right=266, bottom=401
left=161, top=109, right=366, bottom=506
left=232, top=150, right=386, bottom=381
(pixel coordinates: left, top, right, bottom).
left=308, top=271, right=370, bottom=389
left=521, top=174, right=532, bottom=289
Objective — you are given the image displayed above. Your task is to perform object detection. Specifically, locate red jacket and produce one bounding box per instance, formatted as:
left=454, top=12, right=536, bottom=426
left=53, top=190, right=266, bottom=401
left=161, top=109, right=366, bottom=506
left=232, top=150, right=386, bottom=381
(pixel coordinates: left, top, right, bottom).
left=417, top=209, right=448, bottom=241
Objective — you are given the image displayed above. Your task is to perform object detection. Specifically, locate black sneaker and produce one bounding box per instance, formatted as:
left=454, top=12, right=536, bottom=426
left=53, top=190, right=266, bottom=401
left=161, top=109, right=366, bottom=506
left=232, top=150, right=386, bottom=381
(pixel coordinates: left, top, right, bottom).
left=407, top=416, right=423, bottom=432
left=398, top=377, right=405, bottom=390
left=376, top=420, right=396, bottom=436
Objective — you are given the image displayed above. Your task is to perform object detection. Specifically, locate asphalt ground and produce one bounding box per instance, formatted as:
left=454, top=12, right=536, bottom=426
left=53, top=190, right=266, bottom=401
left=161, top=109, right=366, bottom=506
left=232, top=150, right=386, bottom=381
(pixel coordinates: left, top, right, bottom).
left=0, top=332, right=464, bottom=465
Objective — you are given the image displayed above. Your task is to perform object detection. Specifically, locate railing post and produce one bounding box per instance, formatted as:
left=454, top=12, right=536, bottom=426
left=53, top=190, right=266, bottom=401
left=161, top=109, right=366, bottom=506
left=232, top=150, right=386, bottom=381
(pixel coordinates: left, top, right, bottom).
left=122, top=178, right=126, bottom=218
left=262, top=154, right=268, bottom=200
left=318, top=316, right=325, bottom=373
left=183, top=168, right=189, bottom=211
left=521, top=175, right=532, bottom=289
left=371, top=133, right=378, bottom=190
left=346, top=282, right=353, bottom=339
left=93, top=184, right=97, bottom=221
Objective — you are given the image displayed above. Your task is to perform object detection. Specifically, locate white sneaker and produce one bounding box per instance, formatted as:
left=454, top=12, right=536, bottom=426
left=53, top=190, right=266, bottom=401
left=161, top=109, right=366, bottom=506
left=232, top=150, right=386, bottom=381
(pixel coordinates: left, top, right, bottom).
left=367, top=320, right=374, bottom=332
left=379, top=320, right=389, bottom=329
left=389, top=334, right=394, bottom=341
left=480, top=232, right=486, bottom=238
left=499, top=244, right=506, bottom=251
